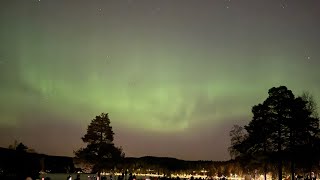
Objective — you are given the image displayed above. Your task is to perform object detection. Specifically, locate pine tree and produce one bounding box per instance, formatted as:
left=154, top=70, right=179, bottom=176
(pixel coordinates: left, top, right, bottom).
left=16, top=143, right=28, bottom=152
left=75, top=113, right=125, bottom=175
left=229, top=86, right=320, bottom=180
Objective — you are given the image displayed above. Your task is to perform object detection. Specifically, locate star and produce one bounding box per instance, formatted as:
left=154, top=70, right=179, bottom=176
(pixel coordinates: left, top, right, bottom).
left=106, top=56, right=110, bottom=63
left=280, top=0, right=287, bottom=9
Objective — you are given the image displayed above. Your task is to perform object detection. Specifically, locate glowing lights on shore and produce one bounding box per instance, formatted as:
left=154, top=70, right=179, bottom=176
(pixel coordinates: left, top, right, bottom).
left=101, top=172, right=246, bottom=180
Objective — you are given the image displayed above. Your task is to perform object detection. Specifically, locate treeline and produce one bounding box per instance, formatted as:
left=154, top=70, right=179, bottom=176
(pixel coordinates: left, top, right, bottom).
left=0, top=147, right=75, bottom=180
left=0, top=147, right=245, bottom=179
left=120, top=156, right=187, bottom=174
left=114, top=156, right=242, bottom=176
left=77, top=156, right=246, bottom=176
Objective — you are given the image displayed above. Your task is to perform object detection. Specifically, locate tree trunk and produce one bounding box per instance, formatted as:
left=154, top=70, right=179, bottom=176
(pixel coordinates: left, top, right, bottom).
left=309, top=162, right=312, bottom=180
left=290, top=130, right=295, bottom=180
left=278, top=159, right=282, bottom=180
left=264, top=142, right=267, bottom=180
left=264, top=163, right=267, bottom=180
left=278, top=129, right=282, bottom=180
left=290, top=160, right=294, bottom=180
left=277, top=117, right=282, bottom=180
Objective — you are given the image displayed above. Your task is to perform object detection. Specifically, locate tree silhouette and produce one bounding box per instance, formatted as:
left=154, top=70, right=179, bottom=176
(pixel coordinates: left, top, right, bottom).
left=16, top=143, right=28, bottom=152
left=298, top=92, right=320, bottom=177
left=230, top=86, right=320, bottom=180
left=9, top=140, right=35, bottom=153
left=245, top=103, right=273, bottom=180
left=262, top=86, right=296, bottom=180
left=301, top=91, right=319, bottom=119
left=228, top=125, right=247, bottom=159
left=74, top=113, right=125, bottom=176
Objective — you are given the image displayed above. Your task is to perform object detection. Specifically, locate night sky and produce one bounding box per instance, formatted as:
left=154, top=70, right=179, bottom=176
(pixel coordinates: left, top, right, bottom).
left=0, top=0, right=320, bottom=161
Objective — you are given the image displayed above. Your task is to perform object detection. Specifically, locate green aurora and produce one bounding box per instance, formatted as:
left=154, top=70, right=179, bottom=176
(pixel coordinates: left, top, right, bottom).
left=0, top=0, right=319, bottom=160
